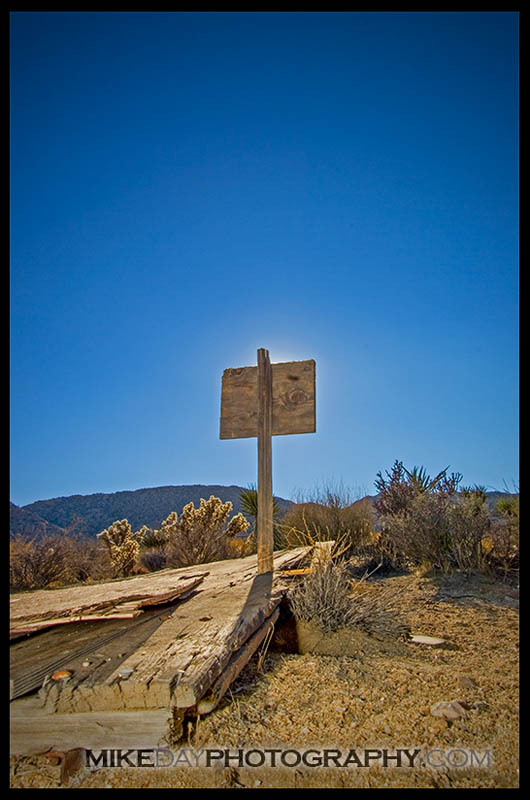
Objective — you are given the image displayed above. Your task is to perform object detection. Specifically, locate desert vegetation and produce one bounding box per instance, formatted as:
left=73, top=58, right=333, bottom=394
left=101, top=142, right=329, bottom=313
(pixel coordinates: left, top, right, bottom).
left=9, top=465, right=519, bottom=593
left=369, top=461, right=519, bottom=579
left=139, top=495, right=251, bottom=570
left=277, top=482, right=376, bottom=556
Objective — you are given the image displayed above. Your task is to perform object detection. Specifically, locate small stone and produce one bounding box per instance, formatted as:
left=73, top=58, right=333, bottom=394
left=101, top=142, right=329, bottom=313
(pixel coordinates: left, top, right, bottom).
left=458, top=676, right=479, bottom=689
left=411, top=634, right=449, bottom=647
left=118, top=668, right=134, bottom=679
left=474, top=701, right=489, bottom=712
left=430, top=700, right=467, bottom=721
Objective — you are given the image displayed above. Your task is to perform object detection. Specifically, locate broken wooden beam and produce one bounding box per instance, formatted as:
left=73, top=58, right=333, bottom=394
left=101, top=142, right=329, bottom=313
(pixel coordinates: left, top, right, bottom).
left=197, top=607, right=279, bottom=714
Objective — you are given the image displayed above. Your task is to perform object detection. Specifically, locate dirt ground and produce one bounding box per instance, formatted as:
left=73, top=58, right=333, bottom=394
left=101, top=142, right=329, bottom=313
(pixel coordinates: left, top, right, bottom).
left=10, top=570, right=519, bottom=789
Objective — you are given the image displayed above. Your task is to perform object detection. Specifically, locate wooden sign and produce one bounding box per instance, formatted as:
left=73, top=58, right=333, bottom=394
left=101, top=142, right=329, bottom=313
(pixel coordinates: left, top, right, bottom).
left=220, top=359, right=316, bottom=439
left=220, top=350, right=316, bottom=574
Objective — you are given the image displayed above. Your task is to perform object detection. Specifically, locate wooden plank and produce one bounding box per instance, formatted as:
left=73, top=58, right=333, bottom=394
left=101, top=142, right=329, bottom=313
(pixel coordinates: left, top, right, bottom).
left=257, top=348, right=273, bottom=575
left=168, top=574, right=283, bottom=708
left=10, top=572, right=208, bottom=629
left=12, top=549, right=310, bottom=714
left=197, top=607, right=280, bottom=714
left=10, top=602, right=190, bottom=702
left=10, top=696, right=171, bottom=754
left=271, top=359, right=316, bottom=436
left=220, top=359, right=316, bottom=439
left=10, top=612, right=142, bottom=637
left=219, top=366, right=258, bottom=439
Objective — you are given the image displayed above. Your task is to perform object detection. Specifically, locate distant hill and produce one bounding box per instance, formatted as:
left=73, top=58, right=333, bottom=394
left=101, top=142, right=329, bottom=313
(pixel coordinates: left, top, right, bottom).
left=11, top=486, right=517, bottom=540
left=10, top=502, right=66, bottom=540
left=15, top=485, right=294, bottom=538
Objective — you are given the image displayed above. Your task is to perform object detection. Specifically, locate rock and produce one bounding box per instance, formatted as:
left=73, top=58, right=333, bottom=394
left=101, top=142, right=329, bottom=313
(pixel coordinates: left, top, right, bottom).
left=428, top=718, right=448, bottom=734
left=458, top=675, right=479, bottom=689
left=410, top=634, right=450, bottom=647
left=430, top=700, right=467, bottom=721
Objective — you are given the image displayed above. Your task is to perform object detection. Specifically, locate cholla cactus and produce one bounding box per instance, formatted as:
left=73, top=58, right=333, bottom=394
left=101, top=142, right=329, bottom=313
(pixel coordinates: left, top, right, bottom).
left=158, top=496, right=250, bottom=567
left=97, top=519, right=147, bottom=577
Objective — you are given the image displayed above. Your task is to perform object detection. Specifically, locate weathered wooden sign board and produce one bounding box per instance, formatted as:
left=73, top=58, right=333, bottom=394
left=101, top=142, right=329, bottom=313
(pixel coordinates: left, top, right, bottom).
left=220, top=349, right=316, bottom=574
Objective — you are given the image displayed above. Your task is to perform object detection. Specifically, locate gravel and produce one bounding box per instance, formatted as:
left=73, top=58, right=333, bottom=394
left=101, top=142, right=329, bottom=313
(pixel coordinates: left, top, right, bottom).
left=10, top=572, right=519, bottom=789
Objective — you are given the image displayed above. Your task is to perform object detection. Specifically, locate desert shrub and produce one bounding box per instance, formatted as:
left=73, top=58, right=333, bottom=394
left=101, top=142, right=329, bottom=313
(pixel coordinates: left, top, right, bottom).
left=278, top=484, right=375, bottom=556
left=485, top=495, right=520, bottom=580
left=97, top=519, right=148, bottom=577
left=371, top=461, right=499, bottom=573
left=60, top=535, right=114, bottom=584
left=148, top=496, right=250, bottom=568
left=10, top=534, right=72, bottom=592
left=289, top=558, right=410, bottom=638
left=138, top=547, right=168, bottom=573
left=374, top=460, right=462, bottom=517
left=10, top=532, right=115, bottom=592
left=289, top=559, right=358, bottom=633
left=486, top=522, right=519, bottom=580
left=378, top=489, right=492, bottom=573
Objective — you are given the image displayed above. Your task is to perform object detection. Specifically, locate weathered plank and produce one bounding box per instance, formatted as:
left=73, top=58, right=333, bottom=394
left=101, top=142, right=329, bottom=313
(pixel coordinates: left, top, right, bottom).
left=10, top=571, right=208, bottom=629
left=271, top=359, right=316, bottom=436
left=220, top=359, right=316, bottom=439
left=10, top=695, right=172, bottom=754
left=197, top=607, right=280, bottom=714
left=21, top=548, right=310, bottom=714
left=11, top=601, right=195, bottom=702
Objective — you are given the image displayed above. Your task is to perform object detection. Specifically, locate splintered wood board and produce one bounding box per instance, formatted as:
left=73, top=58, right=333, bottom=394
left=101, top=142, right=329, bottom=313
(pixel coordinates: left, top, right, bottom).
left=30, top=548, right=310, bottom=714
left=9, top=571, right=209, bottom=631
left=220, top=359, right=315, bottom=439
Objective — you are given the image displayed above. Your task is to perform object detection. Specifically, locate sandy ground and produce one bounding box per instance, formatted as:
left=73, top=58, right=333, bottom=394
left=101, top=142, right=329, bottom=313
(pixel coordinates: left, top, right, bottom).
left=10, top=570, right=519, bottom=789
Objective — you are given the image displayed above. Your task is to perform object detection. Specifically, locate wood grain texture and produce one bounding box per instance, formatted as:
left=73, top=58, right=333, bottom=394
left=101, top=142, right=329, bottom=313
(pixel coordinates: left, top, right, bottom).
left=257, top=348, right=273, bottom=574
left=10, top=571, right=209, bottom=629
left=12, top=548, right=310, bottom=714
left=10, top=695, right=171, bottom=754
left=220, top=359, right=316, bottom=439
left=197, top=607, right=280, bottom=714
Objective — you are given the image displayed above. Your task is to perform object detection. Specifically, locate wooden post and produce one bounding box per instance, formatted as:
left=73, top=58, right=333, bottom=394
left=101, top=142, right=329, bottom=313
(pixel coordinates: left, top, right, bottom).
left=257, top=348, right=273, bottom=573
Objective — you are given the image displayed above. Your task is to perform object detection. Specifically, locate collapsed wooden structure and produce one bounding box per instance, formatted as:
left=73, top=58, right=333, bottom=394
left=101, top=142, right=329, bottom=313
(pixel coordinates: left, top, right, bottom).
left=10, top=547, right=312, bottom=751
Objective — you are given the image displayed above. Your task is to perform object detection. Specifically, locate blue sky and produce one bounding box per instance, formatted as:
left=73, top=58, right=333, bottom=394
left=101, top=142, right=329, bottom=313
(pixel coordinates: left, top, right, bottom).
left=10, top=12, right=519, bottom=507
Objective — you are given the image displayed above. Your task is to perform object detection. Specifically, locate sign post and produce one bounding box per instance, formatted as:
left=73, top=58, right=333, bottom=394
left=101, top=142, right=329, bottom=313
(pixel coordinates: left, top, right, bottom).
left=257, top=348, right=273, bottom=573
left=220, top=349, right=316, bottom=574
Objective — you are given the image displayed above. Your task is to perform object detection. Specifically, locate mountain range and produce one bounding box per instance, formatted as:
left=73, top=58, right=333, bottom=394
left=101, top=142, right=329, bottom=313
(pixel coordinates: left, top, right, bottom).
left=10, top=485, right=516, bottom=541
left=10, top=485, right=294, bottom=539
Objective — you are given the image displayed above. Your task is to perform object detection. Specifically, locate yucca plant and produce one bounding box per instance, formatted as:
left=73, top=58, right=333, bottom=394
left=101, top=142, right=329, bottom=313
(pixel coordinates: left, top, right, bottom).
left=403, top=465, right=450, bottom=494
left=239, top=484, right=284, bottom=549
